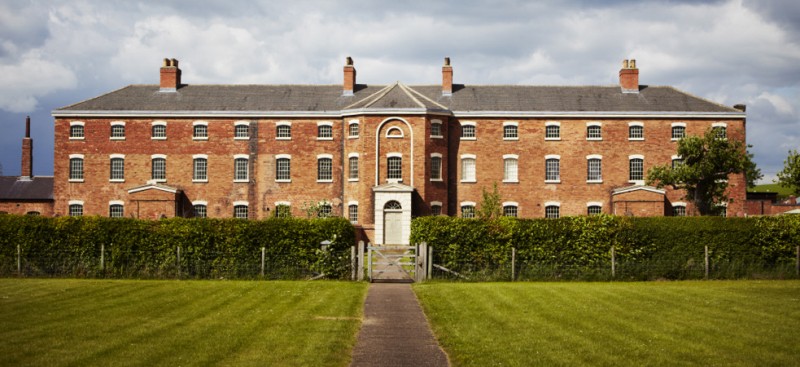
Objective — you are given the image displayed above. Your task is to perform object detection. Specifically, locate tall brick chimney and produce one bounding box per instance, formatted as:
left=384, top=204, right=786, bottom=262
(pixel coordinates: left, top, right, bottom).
left=619, top=59, right=639, bottom=93
left=160, top=58, right=181, bottom=92
left=343, top=56, right=356, bottom=96
left=20, top=116, right=32, bottom=180
left=442, top=57, right=453, bottom=96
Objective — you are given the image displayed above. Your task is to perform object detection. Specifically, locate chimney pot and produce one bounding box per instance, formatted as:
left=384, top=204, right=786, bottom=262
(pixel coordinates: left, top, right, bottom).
left=734, top=104, right=746, bottom=112
left=160, top=58, right=181, bottom=92
left=343, top=56, right=356, bottom=96
left=619, top=58, right=639, bottom=93
left=20, top=116, right=33, bottom=179
left=442, top=57, right=453, bottom=96
left=25, top=116, right=30, bottom=138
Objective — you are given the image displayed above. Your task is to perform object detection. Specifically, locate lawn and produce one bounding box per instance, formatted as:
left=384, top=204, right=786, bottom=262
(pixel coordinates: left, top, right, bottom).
left=750, top=183, right=795, bottom=198
left=0, top=279, right=367, bottom=367
left=414, top=281, right=800, bottom=367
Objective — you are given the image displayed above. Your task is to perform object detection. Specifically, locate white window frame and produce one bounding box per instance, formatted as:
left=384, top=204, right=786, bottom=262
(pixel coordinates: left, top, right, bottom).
left=192, top=154, right=209, bottom=183
left=386, top=152, right=403, bottom=182
left=193, top=200, right=208, bottom=218
left=430, top=201, right=443, bottom=216
left=544, top=201, right=561, bottom=219
left=109, top=154, right=125, bottom=183
left=69, top=154, right=84, bottom=182
left=673, top=201, right=687, bottom=217
left=503, top=154, right=519, bottom=183
left=274, top=201, right=292, bottom=217
left=672, top=154, right=683, bottom=169
left=192, top=121, right=209, bottom=141
left=587, top=202, right=603, bottom=215
left=386, top=127, right=405, bottom=139
left=68, top=200, right=84, bottom=217
left=110, top=121, right=126, bottom=140
left=233, top=201, right=249, bottom=219
left=151, top=154, right=167, bottom=182
left=275, top=154, right=291, bottom=182
left=109, top=200, right=125, bottom=218
left=712, top=122, right=728, bottom=139
left=317, top=121, right=334, bottom=141
left=430, top=153, right=443, bottom=182
left=69, top=121, right=85, bottom=140
left=234, top=121, right=250, bottom=140
left=628, top=121, right=644, bottom=141
left=460, top=201, right=476, bottom=218
left=317, top=154, right=333, bottom=183
left=545, top=154, right=561, bottom=183
left=151, top=121, right=167, bottom=140
left=671, top=122, right=687, bottom=141
left=502, top=201, right=519, bottom=217
left=348, top=201, right=359, bottom=223
left=460, top=121, right=476, bottom=141
left=586, top=154, right=602, bottom=183
left=233, top=154, right=249, bottom=182
left=348, top=153, right=359, bottom=182
left=460, top=154, right=476, bottom=183
left=544, top=121, right=560, bottom=141
left=276, top=121, right=292, bottom=140
left=503, top=121, right=519, bottom=141
left=348, top=119, right=360, bottom=138
left=586, top=122, right=602, bottom=141
left=628, top=154, right=645, bottom=184
left=430, top=119, right=443, bottom=139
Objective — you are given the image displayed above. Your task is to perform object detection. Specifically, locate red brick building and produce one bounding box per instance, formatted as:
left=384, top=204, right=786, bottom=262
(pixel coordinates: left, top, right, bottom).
left=51, top=57, right=748, bottom=244
left=0, top=117, right=54, bottom=216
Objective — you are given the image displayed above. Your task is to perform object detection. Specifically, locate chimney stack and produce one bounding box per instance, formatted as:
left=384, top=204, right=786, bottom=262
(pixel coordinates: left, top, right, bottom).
left=160, top=58, right=181, bottom=92
left=442, top=57, right=453, bottom=96
left=20, top=116, right=32, bottom=180
left=343, top=56, right=356, bottom=96
left=619, top=59, right=639, bottom=93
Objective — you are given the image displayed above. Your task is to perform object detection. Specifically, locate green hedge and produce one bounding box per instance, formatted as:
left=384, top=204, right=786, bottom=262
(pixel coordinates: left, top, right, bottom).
left=0, top=216, right=354, bottom=279
left=411, top=215, right=800, bottom=281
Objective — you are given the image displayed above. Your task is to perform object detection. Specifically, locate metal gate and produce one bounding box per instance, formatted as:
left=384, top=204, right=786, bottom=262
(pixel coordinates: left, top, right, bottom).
left=366, top=244, right=429, bottom=282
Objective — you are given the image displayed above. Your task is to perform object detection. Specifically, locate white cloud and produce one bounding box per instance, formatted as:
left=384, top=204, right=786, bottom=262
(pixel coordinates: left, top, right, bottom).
left=0, top=51, right=76, bottom=112
left=756, top=92, right=795, bottom=116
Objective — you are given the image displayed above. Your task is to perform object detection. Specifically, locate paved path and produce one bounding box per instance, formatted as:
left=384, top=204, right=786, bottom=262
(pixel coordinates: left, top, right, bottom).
left=350, top=283, right=450, bottom=367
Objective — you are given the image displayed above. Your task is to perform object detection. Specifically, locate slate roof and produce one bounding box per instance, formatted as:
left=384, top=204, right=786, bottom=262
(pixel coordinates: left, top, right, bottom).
left=0, top=176, right=54, bottom=201
left=54, top=83, right=742, bottom=115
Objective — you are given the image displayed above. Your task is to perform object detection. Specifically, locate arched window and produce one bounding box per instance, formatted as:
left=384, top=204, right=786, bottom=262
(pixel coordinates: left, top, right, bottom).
left=69, top=155, right=84, bottom=181
left=319, top=203, right=332, bottom=218
left=504, top=155, right=518, bottom=183
left=234, top=122, right=249, bottom=139
left=671, top=123, right=686, bottom=140
left=587, top=155, right=602, bottom=182
left=276, top=155, right=291, bottom=182
left=317, top=156, right=333, bottom=182
left=545, top=156, right=560, bottom=183
left=233, top=203, right=248, bottom=219
left=193, top=121, right=208, bottom=139
left=193, top=155, right=208, bottom=182
left=545, top=204, right=560, bottom=219
left=628, top=124, right=644, bottom=140
left=151, top=156, right=166, bottom=181
left=587, top=123, right=602, bottom=140
left=384, top=200, right=402, bottom=210
left=109, top=203, right=124, bottom=218
left=461, top=203, right=475, bottom=218
left=234, top=156, right=249, bottom=182
left=110, top=156, right=125, bottom=181
left=349, top=156, right=359, bottom=180
left=629, top=156, right=644, bottom=182
left=348, top=204, right=358, bottom=223
left=151, top=121, right=167, bottom=139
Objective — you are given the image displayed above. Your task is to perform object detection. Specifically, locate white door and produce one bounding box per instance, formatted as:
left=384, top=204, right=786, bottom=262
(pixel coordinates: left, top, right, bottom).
left=384, top=211, right=403, bottom=244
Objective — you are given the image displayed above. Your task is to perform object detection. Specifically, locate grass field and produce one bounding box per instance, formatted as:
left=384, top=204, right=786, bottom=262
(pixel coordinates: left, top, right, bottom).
left=750, top=183, right=795, bottom=198
left=415, top=281, right=800, bottom=367
left=0, top=279, right=367, bottom=367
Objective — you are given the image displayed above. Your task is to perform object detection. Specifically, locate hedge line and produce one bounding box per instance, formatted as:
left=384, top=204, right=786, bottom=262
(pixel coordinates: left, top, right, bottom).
left=0, top=215, right=354, bottom=279
left=410, top=215, right=800, bottom=280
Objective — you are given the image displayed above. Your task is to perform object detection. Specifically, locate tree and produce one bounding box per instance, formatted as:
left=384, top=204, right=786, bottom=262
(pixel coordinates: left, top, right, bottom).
left=646, top=128, right=760, bottom=215
left=477, top=182, right=502, bottom=220
left=776, top=149, right=800, bottom=196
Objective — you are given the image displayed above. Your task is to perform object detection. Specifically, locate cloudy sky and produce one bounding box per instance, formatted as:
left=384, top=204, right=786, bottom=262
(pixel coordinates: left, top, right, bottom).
left=0, top=0, right=798, bottom=182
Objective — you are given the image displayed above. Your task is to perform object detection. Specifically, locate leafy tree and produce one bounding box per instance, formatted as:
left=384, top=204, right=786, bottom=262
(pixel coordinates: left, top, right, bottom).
left=477, top=182, right=502, bottom=220
left=776, top=149, right=800, bottom=196
left=646, top=128, right=760, bottom=215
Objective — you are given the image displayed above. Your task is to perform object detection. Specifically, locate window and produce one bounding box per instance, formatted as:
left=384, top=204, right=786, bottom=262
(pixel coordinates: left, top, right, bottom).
left=348, top=204, right=358, bottom=223
left=503, top=155, right=518, bottom=183
left=233, top=203, right=249, bottom=219
left=461, top=203, right=475, bottom=218
left=545, top=122, right=560, bottom=140
left=110, top=122, right=125, bottom=139
left=430, top=154, right=442, bottom=181
left=193, top=202, right=207, bottom=218
left=319, top=204, right=332, bottom=218
left=234, top=156, right=249, bottom=182
left=318, top=122, right=333, bottom=140
left=193, top=122, right=208, bottom=140
left=672, top=155, right=683, bottom=169
left=69, top=155, right=84, bottom=181
left=712, top=123, right=727, bottom=139
left=587, top=123, right=602, bottom=140
left=431, top=202, right=442, bottom=216
left=386, top=127, right=404, bottom=138
left=671, top=123, right=686, bottom=140
left=503, top=122, right=518, bottom=140
left=152, top=155, right=166, bottom=182
left=276, top=122, right=292, bottom=139
left=387, top=155, right=402, bottom=181
left=348, top=155, right=359, bottom=181
left=461, top=155, right=476, bottom=182
left=587, top=203, right=602, bottom=215
left=69, top=202, right=83, bottom=217
left=275, top=203, right=291, bottom=218
left=276, top=155, right=291, bottom=182
left=234, top=122, right=249, bottom=139
left=69, top=122, right=85, bottom=139
left=431, top=120, right=443, bottom=138
left=193, top=155, right=208, bottom=182
left=628, top=123, right=644, bottom=140
left=673, top=203, right=686, bottom=217
left=109, top=203, right=124, bottom=218
left=151, top=122, right=167, bottom=139
left=587, top=155, right=602, bottom=182
left=503, top=203, right=518, bottom=217
left=545, top=203, right=560, bottom=219
left=629, top=156, right=644, bottom=182
left=461, top=122, right=476, bottom=140
left=317, top=155, right=333, bottom=182
left=545, top=155, right=560, bottom=183
left=26, top=211, right=40, bottom=216
left=110, top=156, right=124, bottom=182
left=348, top=120, right=360, bottom=138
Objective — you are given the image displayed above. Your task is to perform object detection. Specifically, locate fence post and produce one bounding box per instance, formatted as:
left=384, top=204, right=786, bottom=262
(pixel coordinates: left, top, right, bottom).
left=177, top=246, right=181, bottom=279
left=351, top=245, right=356, bottom=281
left=611, top=245, right=616, bottom=279
left=427, top=245, right=433, bottom=279
left=261, top=247, right=265, bottom=277
left=357, top=241, right=365, bottom=281
left=101, top=244, right=105, bottom=272
left=367, top=244, right=373, bottom=282
left=511, top=247, right=516, bottom=281
left=414, top=243, right=420, bottom=282
left=704, top=245, right=709, bottom=280
left=796, top=245, right=799, bottom=278
left=17, top=244, right=21, bottom=276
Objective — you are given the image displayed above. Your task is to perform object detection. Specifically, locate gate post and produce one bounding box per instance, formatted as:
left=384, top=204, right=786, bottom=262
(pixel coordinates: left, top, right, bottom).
left=420, top=242, right=427, bottom=282
left=357, top=241, right=365, bottom=281
left=427, top=245, right=433, bottom=280
left=414, top=243, right=420, bottom=282
left=351, top=245, right=356, bottom=281
left=367, top=244, right=373, bottom=282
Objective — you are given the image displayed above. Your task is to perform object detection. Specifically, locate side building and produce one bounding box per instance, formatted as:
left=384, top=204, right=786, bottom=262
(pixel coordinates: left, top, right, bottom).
left=0, top=117, right=54, bottom=216
left=51, top=57, right=748, bottom=244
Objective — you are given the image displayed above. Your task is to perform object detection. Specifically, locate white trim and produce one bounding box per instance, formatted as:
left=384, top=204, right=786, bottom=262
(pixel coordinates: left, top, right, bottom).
left=431, top=201, right=443, bottom=206
left=151, top=120, right=167, bottom=126
left=502, top=201, right=519, bottom=207
left=712, top=122, right=728, bottom=128
left=276, top=121, right=292, bottom=140
left=460, top=201, right=476, bottom=207
left=545, top=154, right=561, bottom=160
left=586, top=121, right=602, bottom=141
left=110, top=121, right=125, bottom=126
left=612, top=186, right=665, bottom=195
left=461, top=153, right=477, bottom=159
left=672, top=122, right=686, bottom=127
left=192, top=121, right=209, bottom=140
left=503, top=121, right=518, bottom=127
left=629, top=154, right=644, bottom=160
left=430, top=119, right=444, bottom=139
left=386, top=126, right=405, bottom=138
left=233, top=121, right=250, bottom=140
left=193, top=154, right=208, bottom=159
left=460, top=120, right=477, bottom=141
left=673, top=201, right=687, bottom=207
left=275, top=121, right=292, bottom=126
left=193, top=120, right=208, bottom=126
left=317, top=121, right=333, bottom=127
left=502, top=121, right=519, bottom=141
left=348, top=200, right=359, bottom=207
left=503, top=154, right=519, bottom=160
left=545, top=121, right=560, bottom=127
left=233, top=201, right=248, bottom=207
left=348, top=152, right=359, bottom=158
left=274, top=201, right=291, bottom=206
left=375, top=117, right=415, bottom=187
left=460, top=121, right=476, bottom=127
left=68, top=200, right=84, bottom=206
left=69, top=121, right=85, bottom=140
left=192, top=200, right=208, bottom=206
left=387, top=152, right=403, bottom=158
left=628, top=121, right=645, bottom=141
left=317, top=153, right=333, bottom=159
left=275, top=154, right=291, bottom=160
left=628, top=121, right=644, bottom=127
left=233, top=154, right=249, bottom=160
left=348, top=119, right=360, bottom=138
left=151, top=154, right=167, bottom=159
left=672, top=155, right=682, bottom=160
left=544, top=201, right=561, bottom=207
left=69, top=154, right=84, bottom=159
left=431, top=152, right=442, bottom=158
left=109, top=200, right=124, bottom=206
left=544, top=121, right=561, bottom=141
left=586, top=154, right=602, bottom=160
left=586, top=121, right=602, bottom=127
left=587, top=201, right=603, bottom=207
left=109, top=121, right=126, bottom=140
left=234, top=120, right=249, bottom=127
left=70, top=121, right=85, bottom=127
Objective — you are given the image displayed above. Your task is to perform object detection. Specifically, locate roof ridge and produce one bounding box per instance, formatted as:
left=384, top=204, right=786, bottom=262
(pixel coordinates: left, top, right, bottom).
left=396, top=82, right=427, bottom=109
left=403, top=84, right=448, bottom=110
left=344, top=82, right=398, bottom=109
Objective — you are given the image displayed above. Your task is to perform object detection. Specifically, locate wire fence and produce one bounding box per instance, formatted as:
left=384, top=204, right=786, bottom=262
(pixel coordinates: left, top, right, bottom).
left=2, top=245, right=355, bottom=280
